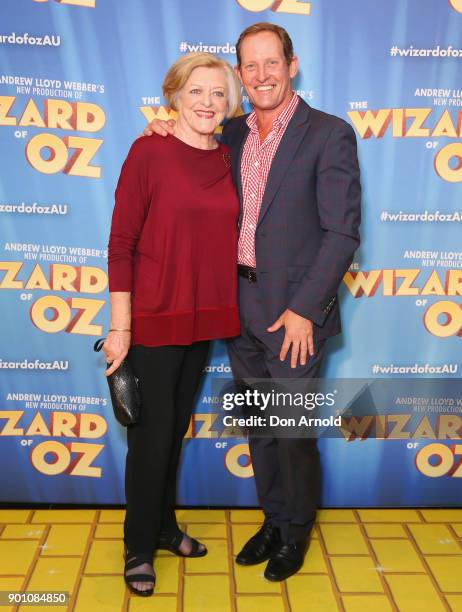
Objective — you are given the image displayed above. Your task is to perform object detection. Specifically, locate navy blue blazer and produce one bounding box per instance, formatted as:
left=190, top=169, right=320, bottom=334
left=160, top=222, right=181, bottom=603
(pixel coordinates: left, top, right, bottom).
left=221, top=97, right=361, bottom=341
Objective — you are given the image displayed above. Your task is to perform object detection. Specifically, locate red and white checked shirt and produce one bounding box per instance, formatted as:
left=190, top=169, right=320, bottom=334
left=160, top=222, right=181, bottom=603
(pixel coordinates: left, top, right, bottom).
left=238, top=92, right=299, bottom=267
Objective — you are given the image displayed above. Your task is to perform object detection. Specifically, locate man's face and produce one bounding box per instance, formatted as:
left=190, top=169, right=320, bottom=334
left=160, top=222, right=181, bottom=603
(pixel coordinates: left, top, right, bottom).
left=237, top=31, right=298, bottom=113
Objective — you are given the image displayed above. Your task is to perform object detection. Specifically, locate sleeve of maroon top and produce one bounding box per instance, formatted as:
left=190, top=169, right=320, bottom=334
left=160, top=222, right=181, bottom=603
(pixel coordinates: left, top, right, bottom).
left=107, top=139, right=150, bottom=292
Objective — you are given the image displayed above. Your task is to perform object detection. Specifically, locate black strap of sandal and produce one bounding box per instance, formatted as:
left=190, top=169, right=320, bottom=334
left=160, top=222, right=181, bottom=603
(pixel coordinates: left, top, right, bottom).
left=124, top=551, right=154, bottom=572
left=187, top=536, right=204, bottom=556
left=158, top=529, right=206, bottom=556
left=158, top=529, right=182, bottom=548
left=125, top=572, right=155, bottom=583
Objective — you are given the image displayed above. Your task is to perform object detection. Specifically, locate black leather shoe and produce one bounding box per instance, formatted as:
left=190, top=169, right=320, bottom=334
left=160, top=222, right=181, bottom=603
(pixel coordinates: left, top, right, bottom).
left=235, top=521, right=281, bottom=566
left=264, top=541, right=307, bottom=581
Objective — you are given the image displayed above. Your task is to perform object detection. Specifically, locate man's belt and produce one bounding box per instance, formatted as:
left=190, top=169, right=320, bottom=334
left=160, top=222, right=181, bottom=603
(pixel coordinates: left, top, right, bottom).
left=238, top=264, right=257, bottom=283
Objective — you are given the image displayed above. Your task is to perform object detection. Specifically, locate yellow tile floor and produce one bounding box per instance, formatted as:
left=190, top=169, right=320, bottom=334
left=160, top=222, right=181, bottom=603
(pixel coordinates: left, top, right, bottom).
left=0, top=508, right=461, bottom=611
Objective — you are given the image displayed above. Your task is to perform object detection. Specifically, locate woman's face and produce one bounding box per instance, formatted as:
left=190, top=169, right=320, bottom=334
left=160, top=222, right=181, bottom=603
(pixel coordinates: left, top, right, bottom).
left=176, top=66, right=228, bottom=135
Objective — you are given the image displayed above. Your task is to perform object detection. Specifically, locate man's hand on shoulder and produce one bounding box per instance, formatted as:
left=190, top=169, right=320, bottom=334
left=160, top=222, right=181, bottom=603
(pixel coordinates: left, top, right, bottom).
left=141, top=118, right=176, bottom=138
left=267, top=309, right=314, bottom=369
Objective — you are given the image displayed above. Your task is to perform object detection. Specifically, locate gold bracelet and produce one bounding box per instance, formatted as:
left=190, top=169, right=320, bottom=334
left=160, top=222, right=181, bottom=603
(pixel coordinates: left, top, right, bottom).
left=109, top=328, right=131, bottom=332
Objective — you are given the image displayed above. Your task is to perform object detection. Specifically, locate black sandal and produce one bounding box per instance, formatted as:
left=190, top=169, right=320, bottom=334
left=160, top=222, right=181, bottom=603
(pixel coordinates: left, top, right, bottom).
left=157, top=530, right=207, bottom=557
left=123, top=548, right=155, bottom=597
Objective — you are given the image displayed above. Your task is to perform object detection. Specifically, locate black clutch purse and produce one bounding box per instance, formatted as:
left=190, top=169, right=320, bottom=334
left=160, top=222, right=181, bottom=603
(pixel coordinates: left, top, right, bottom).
left=94, top=338, right=141, bottom=426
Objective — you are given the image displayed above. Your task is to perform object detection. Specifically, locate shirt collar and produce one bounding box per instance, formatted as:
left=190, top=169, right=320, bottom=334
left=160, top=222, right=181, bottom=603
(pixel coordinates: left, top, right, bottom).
left=246, top=92, right=299, bottom=134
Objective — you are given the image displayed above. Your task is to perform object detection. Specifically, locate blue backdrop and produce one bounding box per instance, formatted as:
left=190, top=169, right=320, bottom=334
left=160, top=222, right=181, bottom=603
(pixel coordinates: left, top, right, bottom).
left=1, top=0, right=461, bottom=506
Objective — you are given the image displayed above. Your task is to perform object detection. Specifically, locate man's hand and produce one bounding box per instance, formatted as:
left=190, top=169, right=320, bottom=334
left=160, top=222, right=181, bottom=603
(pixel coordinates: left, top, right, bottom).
left=143, top=118, right=176, bottom=137
left=267, top=309, right=314, bottom=368
left=102, top=331, right=131, bottom=376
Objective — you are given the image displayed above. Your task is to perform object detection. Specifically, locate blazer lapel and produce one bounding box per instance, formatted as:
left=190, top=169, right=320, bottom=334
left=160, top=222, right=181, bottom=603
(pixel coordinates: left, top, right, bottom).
left=231, top=121, right=249, bottom=215
left=257, top=100, right=312, bottom=227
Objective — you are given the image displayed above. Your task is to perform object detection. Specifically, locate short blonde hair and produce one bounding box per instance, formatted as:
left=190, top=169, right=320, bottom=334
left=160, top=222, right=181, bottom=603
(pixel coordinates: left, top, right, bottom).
left=163, top=52, right=241, bottom=119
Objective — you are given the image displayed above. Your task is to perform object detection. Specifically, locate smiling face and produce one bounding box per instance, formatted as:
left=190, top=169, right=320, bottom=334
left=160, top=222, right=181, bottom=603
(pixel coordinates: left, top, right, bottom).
left=237, top=30, right=298, bottom=115
left=176, top=66, right=228, bottom=137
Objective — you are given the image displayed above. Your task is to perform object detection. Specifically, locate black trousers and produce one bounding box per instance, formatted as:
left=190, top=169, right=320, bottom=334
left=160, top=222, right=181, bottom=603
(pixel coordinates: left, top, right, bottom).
left=227, top=277, right=326, bottom=544
left=124, top=341, right=210, bottom=554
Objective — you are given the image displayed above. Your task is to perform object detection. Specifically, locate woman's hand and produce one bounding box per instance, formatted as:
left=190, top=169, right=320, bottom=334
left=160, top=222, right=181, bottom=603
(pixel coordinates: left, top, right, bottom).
left=102, top=331, right=131, bottom=376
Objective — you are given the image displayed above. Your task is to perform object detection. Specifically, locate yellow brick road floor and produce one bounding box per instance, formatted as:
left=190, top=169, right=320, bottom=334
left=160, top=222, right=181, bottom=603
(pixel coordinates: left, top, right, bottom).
left=0, top=508, right=462, bottom=611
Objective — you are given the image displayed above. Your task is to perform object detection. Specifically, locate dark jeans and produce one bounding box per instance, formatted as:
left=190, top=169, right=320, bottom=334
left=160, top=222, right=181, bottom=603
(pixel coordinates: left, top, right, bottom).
left=124, top=341, right=210, bottom=554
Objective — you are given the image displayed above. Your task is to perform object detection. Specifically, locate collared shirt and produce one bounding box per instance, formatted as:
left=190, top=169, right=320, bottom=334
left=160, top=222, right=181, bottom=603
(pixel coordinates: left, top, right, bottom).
left=238, top=92, right=299, bottom=266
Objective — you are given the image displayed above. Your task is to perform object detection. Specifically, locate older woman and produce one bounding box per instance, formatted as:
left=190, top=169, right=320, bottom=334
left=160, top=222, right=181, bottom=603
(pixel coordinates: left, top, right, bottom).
left=104, top=53, right=241, bottom=596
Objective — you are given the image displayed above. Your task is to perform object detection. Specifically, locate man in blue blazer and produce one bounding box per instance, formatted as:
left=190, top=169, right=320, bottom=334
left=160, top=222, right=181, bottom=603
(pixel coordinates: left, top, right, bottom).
left=222, top=23, right=360, bottom=581
left=146, top=22, right=360, bottom=581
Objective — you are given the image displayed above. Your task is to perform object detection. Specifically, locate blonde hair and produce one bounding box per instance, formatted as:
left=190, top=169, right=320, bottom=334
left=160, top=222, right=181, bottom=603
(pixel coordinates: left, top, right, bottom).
left=163, top=52, right=241, bottom=118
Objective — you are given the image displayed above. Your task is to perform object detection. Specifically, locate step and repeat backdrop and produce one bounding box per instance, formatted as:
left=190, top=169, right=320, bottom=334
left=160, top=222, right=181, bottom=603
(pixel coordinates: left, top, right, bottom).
left=1, top=0, right=461, bottom=506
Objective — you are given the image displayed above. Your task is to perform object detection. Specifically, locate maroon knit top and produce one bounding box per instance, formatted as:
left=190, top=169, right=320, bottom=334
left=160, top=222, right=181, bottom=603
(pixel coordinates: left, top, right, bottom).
left=108, top=134, right=240, bottom=346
